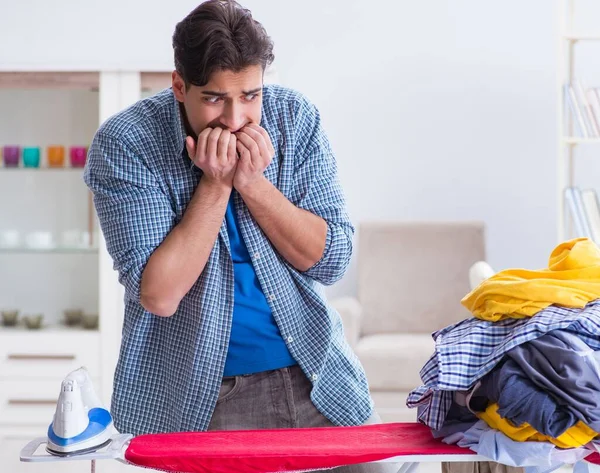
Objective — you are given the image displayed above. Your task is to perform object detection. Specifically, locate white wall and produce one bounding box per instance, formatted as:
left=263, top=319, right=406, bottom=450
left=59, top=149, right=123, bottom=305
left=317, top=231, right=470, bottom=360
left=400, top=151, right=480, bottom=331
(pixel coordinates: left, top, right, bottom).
left=2, top=0, right=599, bottom=299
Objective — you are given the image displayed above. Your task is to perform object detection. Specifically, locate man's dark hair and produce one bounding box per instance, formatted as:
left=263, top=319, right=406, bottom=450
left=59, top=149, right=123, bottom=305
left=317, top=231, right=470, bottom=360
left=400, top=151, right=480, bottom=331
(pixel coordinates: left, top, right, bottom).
left=172, top=0, right=275, bottom=88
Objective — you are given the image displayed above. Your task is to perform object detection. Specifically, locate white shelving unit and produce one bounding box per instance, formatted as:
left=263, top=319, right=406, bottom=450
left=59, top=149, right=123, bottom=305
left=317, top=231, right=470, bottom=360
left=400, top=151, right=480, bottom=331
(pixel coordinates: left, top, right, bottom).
left=557, top=0, right=600, bottom=242
left=0, top=71, right=100, bottom=473
left=0, top=69, right=171, bottom=473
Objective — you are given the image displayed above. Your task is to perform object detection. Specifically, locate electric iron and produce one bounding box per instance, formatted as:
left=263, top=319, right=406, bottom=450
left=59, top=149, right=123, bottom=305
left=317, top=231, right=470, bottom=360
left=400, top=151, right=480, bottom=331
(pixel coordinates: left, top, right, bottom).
left=46, top=366, right=114, bottom=456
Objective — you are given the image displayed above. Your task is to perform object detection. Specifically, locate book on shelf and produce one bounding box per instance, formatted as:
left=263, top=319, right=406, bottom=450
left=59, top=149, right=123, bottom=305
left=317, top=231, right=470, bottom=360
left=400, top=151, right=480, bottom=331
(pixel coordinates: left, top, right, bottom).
left=564, top=80, right=600, bottom=138
left=564, top=186, right=600, bottom=242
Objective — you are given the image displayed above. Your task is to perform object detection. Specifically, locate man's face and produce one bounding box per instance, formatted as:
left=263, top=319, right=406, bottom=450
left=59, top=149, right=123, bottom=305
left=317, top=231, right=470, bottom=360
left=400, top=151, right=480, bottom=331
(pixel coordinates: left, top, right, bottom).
left=172, top=65, right=263, bottom=137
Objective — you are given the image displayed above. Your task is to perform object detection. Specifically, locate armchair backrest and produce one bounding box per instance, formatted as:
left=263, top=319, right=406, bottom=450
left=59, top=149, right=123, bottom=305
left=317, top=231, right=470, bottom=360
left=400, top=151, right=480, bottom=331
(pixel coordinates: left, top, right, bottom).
left=358, top=221, right=485, bottom=336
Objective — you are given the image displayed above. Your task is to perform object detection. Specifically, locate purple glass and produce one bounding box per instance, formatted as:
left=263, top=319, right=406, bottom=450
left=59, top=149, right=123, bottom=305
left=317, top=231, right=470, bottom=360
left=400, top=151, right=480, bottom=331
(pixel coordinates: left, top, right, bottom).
left=70, top=146, right=87, bottom=168
left=3, top=146, right=20, bottom=167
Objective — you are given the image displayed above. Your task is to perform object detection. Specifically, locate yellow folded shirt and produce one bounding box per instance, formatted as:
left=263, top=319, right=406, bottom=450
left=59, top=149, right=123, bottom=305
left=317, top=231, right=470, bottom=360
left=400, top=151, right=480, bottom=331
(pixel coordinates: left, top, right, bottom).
left=479, top=403, right=597, bottom=448
left=462, top=238, right=600, bottom=321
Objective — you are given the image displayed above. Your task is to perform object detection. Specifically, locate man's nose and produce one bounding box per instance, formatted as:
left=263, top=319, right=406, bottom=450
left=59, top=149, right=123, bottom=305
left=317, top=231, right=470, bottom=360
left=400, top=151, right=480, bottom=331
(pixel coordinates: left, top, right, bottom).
left=219, top=103, right=245, bottom=132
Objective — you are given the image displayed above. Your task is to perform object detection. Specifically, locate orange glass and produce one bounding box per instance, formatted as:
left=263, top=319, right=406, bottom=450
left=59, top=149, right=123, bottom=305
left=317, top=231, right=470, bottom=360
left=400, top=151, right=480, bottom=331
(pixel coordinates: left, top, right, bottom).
left=47, top=145, right=65, bottom=167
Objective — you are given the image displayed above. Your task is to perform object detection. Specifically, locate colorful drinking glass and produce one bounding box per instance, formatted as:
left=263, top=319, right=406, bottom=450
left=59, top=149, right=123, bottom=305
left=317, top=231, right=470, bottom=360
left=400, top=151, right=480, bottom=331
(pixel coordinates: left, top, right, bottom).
left=69, top=146, right=87, bottom=167
left=3, top=146, right=19, bottom=167
left=47, top=145, right=65, bottom=167
left=23, top=147, right=40, bottom=168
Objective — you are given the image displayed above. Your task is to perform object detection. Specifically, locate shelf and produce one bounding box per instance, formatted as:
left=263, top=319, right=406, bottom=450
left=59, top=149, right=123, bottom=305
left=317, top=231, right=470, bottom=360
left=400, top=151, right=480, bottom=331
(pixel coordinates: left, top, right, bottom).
left=0, top=324, right=99, bottom=333
left=562, top=34, right=600, bottom=42
left=0, top=72, right=99, bottom=90
left=0, top=167, right=85, bottom=172
left=0, top=246, right=98, bottom=254
left=562, top=137, right=600, bottom=145
left=0, top=71, right=171, bottom=92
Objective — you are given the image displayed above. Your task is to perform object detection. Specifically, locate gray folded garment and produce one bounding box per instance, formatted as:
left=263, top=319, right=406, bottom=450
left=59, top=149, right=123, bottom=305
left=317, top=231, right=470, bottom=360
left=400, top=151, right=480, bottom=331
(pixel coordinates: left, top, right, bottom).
left=472, top=330, right=600, bottom=437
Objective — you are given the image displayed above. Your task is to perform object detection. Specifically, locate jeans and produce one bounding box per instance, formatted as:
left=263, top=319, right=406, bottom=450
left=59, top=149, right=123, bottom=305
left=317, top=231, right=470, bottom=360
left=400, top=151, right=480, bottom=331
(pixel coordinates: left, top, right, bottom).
left=208, top=364, right=398, bottom=473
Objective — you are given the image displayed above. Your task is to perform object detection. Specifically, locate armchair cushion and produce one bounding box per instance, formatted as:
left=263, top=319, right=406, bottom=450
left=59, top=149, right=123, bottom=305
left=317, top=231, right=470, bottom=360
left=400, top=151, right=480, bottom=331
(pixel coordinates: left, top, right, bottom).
left=355, top=333, right=435, bottom=391
left=330, top=296, right=362, bottom=349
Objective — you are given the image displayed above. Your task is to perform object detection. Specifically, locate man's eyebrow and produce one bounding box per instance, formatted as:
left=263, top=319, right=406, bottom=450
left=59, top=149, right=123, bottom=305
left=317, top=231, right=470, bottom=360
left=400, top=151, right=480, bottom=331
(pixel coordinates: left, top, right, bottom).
left=201, top=90, right=228, bottom=97
left=200, top=87, right=262, bottom=97
left=242, top=87, right=262, bottom=95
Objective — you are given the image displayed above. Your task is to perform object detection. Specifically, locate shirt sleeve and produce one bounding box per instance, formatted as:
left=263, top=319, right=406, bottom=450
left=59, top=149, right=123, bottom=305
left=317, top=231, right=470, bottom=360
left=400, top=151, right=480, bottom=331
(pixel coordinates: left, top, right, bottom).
left=290, top=98, right=355, bottom=286
left=84, top=131, right=176, bottom=303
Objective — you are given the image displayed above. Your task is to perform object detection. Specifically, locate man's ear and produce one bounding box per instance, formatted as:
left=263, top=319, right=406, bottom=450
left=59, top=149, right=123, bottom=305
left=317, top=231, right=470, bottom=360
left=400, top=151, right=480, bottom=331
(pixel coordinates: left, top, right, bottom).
left=172, top=71, right=186, bottom=102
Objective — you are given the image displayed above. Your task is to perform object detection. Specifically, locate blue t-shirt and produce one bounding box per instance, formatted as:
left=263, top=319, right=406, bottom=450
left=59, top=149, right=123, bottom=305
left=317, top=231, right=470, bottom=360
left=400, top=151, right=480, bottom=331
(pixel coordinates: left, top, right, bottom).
left=223, top=193, right=297, bottom=377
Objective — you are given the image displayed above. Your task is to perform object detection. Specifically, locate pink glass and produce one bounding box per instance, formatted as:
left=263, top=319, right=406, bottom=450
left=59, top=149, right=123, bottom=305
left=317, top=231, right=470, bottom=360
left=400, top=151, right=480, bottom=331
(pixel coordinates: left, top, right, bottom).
left=3, top=146, right=20, bottom=167
left=69, top=146, right=87, bottom=167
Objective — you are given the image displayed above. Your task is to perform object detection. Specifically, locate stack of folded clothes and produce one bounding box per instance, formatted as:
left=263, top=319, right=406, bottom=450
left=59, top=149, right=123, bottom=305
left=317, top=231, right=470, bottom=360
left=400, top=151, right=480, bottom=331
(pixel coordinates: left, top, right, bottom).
left=407, top=238, right=600, bottom=471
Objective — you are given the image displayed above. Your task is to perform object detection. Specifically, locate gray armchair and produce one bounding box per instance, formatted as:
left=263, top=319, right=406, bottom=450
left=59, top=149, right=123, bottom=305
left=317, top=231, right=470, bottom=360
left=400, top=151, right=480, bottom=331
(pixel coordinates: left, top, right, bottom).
left=331, top=221, right=486, bottom=422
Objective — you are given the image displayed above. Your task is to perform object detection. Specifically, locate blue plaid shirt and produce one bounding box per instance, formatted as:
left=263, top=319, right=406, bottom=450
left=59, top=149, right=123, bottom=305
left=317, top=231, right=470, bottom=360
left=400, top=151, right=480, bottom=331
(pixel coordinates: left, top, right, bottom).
left=84, top=85, right=373, bottom=435
left=407, top=300, right=600, bottom=430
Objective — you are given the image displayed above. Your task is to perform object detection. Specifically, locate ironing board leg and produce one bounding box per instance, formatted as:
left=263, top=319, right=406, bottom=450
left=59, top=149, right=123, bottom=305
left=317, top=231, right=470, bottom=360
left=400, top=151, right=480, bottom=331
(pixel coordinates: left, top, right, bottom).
left=395, top=462, right=419, bottom=473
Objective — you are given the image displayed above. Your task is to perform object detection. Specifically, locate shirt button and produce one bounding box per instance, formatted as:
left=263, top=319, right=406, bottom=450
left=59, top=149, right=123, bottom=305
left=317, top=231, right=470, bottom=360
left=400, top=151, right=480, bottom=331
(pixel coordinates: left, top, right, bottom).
left=253, top=252, right=261, bottom=260
left=268, top=294, right=276, bottom=302
left=311, top=374, right=318, bottom=381
left=287, top=336, right=293, bottom=343
left=237, top=210, right=244, bottom=217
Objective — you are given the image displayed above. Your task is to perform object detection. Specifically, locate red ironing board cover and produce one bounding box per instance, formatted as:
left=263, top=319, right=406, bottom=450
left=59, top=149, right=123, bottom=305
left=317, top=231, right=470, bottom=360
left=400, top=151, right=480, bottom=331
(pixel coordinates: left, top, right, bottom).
left=586, top=452, right=600, bottom=465
left=124, top=422, right=475, bottom=473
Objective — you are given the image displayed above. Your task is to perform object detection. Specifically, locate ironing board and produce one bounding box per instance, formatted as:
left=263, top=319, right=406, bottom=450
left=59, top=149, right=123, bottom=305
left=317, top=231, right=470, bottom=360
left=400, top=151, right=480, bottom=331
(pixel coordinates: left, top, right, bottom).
left=19, top=422, right=600, bottom=473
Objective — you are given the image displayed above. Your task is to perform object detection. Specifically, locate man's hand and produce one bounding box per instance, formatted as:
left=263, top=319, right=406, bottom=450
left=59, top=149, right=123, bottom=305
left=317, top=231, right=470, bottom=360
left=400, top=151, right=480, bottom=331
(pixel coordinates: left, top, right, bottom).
left=186, top=128, right=238, bottom=189
left=234, top=123, right=275, bottom=192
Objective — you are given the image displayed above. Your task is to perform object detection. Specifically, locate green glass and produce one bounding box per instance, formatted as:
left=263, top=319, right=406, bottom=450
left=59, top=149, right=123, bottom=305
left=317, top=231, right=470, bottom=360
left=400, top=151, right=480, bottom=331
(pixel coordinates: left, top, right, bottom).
left=23, top=147, right=40, bottom=168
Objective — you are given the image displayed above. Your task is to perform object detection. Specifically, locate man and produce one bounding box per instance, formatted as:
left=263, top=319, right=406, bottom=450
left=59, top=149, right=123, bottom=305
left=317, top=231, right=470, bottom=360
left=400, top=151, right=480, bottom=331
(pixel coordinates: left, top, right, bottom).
left=85, top=1, right=388, bottom=471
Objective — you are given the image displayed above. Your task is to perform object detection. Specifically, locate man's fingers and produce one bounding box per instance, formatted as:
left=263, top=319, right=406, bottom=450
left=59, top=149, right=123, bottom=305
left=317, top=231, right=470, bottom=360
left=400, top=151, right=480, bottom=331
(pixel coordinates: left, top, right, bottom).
left=227, top=134, right=237, bottom=161
left=240, top=126, right=269, bottom=158
left=185, top=136, right=196, bottom=160
left=206, top=127, right=223, bottom=160
left=245, top=123, right=264, bottom=133
left=217, top=129, right=231, bottom=162
left=246, top=123, right=275, bottom=155
left=236, top=140, right=251, bottom=162
left=197, top=128, right=213, bottom=160
left=235, top=131, right=260, bottom=158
